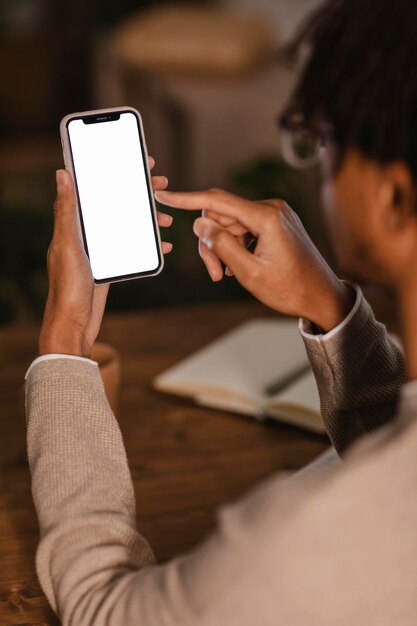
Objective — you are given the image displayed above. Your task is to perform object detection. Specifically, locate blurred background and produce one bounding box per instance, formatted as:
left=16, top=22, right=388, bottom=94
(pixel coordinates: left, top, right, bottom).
left=0, top=0, right=329, bottom=324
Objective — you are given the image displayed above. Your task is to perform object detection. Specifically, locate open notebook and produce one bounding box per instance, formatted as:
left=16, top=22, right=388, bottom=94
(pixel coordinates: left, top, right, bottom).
left=154, top=318, right=325, bottom=434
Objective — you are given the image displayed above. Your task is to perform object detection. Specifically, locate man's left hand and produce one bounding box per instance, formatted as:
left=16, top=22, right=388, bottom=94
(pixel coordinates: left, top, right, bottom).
left=39, top=162, right=172, bottom=358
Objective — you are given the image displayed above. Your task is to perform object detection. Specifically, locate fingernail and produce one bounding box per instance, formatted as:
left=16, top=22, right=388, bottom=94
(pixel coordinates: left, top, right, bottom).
left=165, top=214, right=174, bottom=226
left=56, top=170, right=67, bottom=190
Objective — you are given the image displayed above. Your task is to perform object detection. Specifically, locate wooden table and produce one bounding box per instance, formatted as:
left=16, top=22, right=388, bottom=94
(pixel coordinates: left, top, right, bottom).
left=0, top=300, right=328, bottom=625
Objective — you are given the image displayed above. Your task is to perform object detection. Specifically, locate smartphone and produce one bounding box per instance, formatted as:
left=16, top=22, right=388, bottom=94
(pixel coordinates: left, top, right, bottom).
left=60, top=107, right=164, bottom=284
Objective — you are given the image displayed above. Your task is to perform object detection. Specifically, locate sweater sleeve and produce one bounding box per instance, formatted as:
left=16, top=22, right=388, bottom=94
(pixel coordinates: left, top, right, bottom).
left=300, top=287, right=407, bottom=454
left=26, top=360, right=157, bottom=619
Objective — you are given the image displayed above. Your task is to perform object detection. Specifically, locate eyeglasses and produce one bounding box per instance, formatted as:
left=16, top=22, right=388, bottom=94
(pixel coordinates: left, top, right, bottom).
left=278, top=110, right=333, bottom=169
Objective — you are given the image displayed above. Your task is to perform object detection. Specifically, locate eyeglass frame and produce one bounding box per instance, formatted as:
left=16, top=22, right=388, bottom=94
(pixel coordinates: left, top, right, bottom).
left=277, top=109, right=335, bottom=170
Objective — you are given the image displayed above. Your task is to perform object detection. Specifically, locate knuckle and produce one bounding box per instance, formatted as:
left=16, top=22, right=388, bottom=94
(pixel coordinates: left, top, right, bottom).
left=269, top=198, right=286, bottom=211
left=245, top=264, right=262, bottom=288
left=249, top=265, right=261, bottom=282
left=264, top=205, right=279, bottom=225
left=266, top=199, right=292, bottom=221
left=207, top=187, right=229, bottom=202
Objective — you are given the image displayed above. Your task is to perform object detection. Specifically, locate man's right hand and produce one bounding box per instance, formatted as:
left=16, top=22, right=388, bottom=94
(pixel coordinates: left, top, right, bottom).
left=156, top=188, right=354, bottom=332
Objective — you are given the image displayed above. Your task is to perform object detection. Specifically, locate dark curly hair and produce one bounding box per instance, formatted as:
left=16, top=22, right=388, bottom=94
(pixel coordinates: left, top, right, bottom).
left=285, top=0, right=417, bottom=178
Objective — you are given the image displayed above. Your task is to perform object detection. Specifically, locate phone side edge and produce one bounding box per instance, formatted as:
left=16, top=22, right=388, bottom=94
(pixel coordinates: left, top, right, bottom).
left=130, top=107, right=166, bottom=279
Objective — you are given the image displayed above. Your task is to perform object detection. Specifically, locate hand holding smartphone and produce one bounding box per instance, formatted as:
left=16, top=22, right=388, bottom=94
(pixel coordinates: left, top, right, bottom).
left=60, top=107, right=164, bottom=284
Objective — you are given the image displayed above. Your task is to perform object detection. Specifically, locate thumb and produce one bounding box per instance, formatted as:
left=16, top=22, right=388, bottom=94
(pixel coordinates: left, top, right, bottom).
left=53, top=169, right=78, bottom=238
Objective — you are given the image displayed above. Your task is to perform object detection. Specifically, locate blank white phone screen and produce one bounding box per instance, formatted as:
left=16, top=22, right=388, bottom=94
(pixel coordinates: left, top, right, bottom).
left=68, top=112, right=160, bottom=281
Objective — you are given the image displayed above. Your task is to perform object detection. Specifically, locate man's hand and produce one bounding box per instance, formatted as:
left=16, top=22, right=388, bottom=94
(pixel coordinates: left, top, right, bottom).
left=156, top=188, right=354, bottom=332
left=39, top=161, right=173, bottom=358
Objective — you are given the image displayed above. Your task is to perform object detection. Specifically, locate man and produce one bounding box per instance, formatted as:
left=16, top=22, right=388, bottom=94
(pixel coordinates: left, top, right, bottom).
left=26, top=0, right=417, bottom=623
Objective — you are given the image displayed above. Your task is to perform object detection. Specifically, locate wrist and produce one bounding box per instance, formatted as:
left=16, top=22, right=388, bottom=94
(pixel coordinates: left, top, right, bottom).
left=39, top=322, right=91, bottom=358
left=310, top=280, right=356, bottom=333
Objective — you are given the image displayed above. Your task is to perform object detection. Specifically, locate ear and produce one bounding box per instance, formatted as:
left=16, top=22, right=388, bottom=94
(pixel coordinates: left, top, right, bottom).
left=378, top=163, right=416, bottom=232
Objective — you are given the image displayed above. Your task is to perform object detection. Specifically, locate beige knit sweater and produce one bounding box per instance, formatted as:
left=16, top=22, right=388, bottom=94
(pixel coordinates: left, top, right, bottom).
left=27, top=291, right=417, bottom=626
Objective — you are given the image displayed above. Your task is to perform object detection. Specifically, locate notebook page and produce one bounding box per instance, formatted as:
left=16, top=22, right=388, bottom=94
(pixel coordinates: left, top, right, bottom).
left=267, top=369, right=321, bottom=413
left=264, top=369, right=324, bottom=432
left=154, top=318, right=309, bottom=403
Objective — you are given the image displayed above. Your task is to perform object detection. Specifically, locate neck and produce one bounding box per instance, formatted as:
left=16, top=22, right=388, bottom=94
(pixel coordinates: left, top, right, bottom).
left=398, top=276, right=417, bottom=381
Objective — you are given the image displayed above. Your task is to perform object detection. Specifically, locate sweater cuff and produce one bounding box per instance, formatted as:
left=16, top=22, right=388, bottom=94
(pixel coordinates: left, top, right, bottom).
left=299, top=283, right=361, bottom=341
left=299, top=284, right=376, bottom=360
left=25, top=357, right=101, bottom=389
left=25, top=354, right=97, bottom=380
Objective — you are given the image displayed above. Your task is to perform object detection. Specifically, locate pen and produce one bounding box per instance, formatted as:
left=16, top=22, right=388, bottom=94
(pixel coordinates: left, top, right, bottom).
left=263, top=363, right=311, bottom=397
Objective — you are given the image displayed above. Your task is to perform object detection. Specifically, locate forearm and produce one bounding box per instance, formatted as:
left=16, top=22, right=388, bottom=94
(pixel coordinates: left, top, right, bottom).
left=26, top=359, right=155, bottom=623
left=301, top=286, right=407, bottom=454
